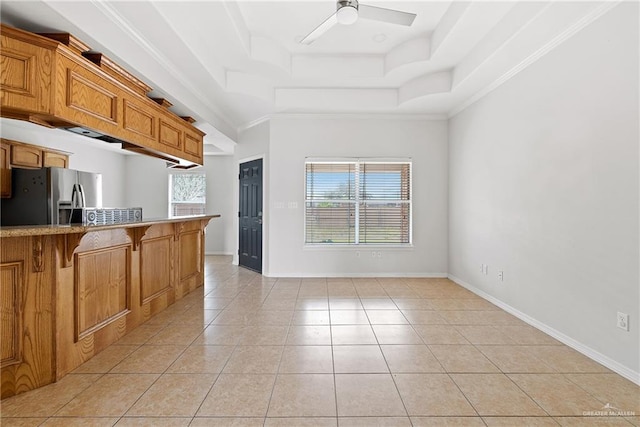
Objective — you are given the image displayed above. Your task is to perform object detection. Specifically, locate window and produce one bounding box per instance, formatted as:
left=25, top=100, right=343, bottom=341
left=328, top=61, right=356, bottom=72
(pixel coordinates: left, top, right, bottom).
left=169, top=173, right=206, bottom=217
left=305, top=159, right=411, bottom=245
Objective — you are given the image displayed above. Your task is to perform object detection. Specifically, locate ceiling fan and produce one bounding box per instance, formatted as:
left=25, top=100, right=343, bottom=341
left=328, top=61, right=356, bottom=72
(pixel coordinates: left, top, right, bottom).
left=300, top=0, right=417, bottom=45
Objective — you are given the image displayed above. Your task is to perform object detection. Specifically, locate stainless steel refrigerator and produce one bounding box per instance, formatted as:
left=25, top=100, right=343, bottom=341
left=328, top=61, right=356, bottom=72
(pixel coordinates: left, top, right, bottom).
left=1, top=167, right=102, bottom=226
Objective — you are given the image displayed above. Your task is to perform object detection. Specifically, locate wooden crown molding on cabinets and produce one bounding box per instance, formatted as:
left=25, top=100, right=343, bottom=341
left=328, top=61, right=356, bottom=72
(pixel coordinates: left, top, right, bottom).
left=0, top=24, right=205, bottom=167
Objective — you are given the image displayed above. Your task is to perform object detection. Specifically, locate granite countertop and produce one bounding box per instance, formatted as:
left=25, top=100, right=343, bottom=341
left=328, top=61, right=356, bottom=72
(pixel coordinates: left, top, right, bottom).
left=0, top=214, right=220, bottom=238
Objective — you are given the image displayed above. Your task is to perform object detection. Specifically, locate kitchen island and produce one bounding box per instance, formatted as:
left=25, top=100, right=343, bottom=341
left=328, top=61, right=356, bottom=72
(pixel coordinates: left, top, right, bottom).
left=0, top=215, right=218, bottom=398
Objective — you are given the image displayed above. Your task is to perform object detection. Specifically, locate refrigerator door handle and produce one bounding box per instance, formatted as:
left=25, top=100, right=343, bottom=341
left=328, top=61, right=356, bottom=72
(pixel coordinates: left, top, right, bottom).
left=78, top=184, right=86, bottom=208
left=71, top=184, right=86, bottom=208
left=71, top=184, right=79, bottom=208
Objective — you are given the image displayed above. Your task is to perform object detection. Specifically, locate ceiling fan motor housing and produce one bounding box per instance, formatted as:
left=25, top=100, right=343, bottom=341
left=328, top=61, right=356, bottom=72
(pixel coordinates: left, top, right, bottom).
left=337, top=0, right=359, bottom=25
left=338, top=0, right=359, bottom=9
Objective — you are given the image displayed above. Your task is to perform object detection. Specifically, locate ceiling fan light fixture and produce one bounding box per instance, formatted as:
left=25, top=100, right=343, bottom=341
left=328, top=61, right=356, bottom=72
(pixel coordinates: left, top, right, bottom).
left=337, top=5, right=358, bottom=25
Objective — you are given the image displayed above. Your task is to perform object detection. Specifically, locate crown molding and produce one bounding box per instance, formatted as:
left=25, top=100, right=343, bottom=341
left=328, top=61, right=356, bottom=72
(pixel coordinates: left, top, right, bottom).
left=236, top=111, right=448, bottom=133
left=270, top=112, right=448, bottom=121
left=449, top=1, right=621, bottom=118
left=237, top=115, right=271, bottom=134
left=91, top=1, right=238, bottom=139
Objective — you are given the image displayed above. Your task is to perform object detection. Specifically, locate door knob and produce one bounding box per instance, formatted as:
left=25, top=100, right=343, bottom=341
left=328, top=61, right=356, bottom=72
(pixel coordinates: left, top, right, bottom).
left=257, top=219, right=263, bottom=225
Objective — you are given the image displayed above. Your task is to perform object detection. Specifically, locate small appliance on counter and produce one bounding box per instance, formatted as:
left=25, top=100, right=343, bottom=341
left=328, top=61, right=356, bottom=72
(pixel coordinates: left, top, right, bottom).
left=79, top=207, right=143, bottom=225
left=1, top=167, right=143, bottom=226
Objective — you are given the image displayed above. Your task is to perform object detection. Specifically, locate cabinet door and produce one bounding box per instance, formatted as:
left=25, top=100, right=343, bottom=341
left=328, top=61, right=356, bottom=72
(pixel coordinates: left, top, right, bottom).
left=11, top=144, right=42, bottom=168
left=122, top=96, right=158, bottom=147
left=0, top=142, right=10, bottom=198
left=55, top=54, right=120, bottom=134
left=183, top=131, right=203, bottom=165
left=158, top=118, right=183, bottom=152
left=43, top=151, right=68, bottom=168
left=0, top=34, right=52, bottom=115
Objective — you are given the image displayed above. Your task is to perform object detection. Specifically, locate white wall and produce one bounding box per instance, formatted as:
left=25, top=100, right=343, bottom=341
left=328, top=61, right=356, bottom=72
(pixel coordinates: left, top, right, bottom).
left=267, top=116, right=448, bottom=277
left=1, top=118, right=127, bottom=207
left=448, top=2, right=639, bottom=381
left=203, top=155, right=235, bottom=255
left=124, top=155, right=169, bottom=218
left=232, top=120, right=270, bottom=267
left=124, top=153, right=235, bottom=254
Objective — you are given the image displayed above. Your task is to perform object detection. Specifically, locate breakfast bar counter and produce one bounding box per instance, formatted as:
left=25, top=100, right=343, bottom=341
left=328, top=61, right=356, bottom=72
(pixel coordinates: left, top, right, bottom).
left=0, top=215, right=219, bottom=237
left=0, top=215, right=218, bottom=398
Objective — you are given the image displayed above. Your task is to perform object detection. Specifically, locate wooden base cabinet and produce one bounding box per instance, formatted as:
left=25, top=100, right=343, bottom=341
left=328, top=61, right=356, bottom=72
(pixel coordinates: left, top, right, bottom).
left=1, top=217, right=213, bottom=398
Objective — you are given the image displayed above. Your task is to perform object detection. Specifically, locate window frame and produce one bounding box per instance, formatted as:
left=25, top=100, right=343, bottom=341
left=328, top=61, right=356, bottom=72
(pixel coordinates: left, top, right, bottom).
left=304, top=158, right=412, bottom=247
left=168, top=172, right=207, bottom=218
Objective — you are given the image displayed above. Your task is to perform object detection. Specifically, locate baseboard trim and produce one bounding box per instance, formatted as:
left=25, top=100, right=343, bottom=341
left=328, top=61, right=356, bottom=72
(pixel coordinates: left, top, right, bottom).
left=205, top=252, right=234, bottom=256
left=263, top=272, right=449, bottom=278
left=448, top=274, right=640, bottom=386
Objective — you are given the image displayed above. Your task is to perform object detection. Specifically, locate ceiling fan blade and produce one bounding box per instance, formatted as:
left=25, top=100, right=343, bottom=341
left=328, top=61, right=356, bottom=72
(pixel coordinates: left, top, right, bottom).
left=358, top=4, right=416, bottom=26
left=300, top=11, right=339, bottom=44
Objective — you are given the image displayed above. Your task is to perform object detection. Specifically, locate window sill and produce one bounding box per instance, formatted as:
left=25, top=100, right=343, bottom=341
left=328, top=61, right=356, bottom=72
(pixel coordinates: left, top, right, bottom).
left=303, top=244, right=414, bottom=251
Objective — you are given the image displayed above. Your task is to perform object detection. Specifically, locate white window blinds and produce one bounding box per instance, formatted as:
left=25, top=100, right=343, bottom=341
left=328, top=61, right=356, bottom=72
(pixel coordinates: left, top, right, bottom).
left=305, top=160, right=411, bottom=245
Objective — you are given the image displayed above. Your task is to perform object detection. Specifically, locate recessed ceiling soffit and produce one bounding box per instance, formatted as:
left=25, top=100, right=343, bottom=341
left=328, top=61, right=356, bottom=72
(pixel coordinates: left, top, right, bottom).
left=146, top=1, right=620, bottom=115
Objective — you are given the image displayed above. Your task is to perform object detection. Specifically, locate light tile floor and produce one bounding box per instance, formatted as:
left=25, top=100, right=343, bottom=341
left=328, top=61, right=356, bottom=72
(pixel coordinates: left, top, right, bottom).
left=2, top=256, right=639, bottom=426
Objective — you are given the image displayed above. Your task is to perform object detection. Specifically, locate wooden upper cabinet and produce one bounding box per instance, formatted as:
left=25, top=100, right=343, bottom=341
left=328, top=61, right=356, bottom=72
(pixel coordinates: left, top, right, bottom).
left=43, top=150, right=68, bottom=168
left=11, top=144, right=43, bottom=168
left=0, top=28, right=56, bottom=116
left=184, top=130, right=203, bottom=162
left=159, top=118, right=183, bottom=152
left=1, top=141, right=11, bottom=198
left=122, top=96, right=157, bottom=146
left=1, top=24, right=204, bottom=167
left=54, top=53, right=120, bottom=133
left=0, top=142, right=10, bottom=169
left=7, top=140, right=69, bottom=170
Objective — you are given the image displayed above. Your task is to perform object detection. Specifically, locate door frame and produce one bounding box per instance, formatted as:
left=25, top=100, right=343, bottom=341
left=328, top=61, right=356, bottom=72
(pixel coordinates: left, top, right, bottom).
left=235, top=154, right=266, bottom=274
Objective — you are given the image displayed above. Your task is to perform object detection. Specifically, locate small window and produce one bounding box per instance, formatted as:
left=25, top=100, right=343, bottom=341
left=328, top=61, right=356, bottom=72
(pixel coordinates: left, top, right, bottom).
left=169, top=173, right=206, bottom=217
left=305, top=159, right=411, bottom=245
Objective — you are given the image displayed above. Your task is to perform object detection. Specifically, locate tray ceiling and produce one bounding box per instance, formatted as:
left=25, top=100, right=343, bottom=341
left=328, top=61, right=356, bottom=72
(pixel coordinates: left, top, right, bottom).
left=0, top=1, right=618, bottom=153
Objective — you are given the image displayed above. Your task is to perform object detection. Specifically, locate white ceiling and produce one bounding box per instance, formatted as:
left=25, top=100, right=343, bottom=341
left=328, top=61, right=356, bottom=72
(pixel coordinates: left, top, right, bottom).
left=0, top=1, right=617, bottom=154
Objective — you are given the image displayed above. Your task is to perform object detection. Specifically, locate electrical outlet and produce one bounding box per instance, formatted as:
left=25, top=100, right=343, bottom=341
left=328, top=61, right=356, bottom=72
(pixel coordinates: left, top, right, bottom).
left=617, top=312, right=629, bottom=331
left=498, top=271, right=504, bottom=281
left=484, top=264, right=489, bottom=275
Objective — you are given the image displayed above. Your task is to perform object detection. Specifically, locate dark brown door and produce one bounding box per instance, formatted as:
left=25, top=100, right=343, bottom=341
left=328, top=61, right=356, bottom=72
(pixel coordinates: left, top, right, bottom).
left=239, top=159, right=263, bottom=273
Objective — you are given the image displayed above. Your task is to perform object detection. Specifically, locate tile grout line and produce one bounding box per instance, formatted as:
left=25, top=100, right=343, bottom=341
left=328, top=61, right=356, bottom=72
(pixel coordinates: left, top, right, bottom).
left=361, top=283, right=412, bottom=421
left=191, top=268, right=264, bottom=420
left=329, top=281, right=340, bottom=424
left=261, top=277, right=301, bottom=422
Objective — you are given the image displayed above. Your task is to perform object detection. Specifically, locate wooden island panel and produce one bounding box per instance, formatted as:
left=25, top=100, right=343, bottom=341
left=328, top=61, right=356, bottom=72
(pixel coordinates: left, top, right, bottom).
left=139, top=235, right=172, bottom=305
left=55, top=228, right=132, bottom=377
left=176, top=221, right=205, bottom=298
left=1, top=216, right=214, bottom=397
left=0, top=236, right=55, bottom=399
left=75, top=244, right=131, bottom=341
left=1, top=262, right=22, bottom=366
left=138, top=223, right=175, bottom=319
